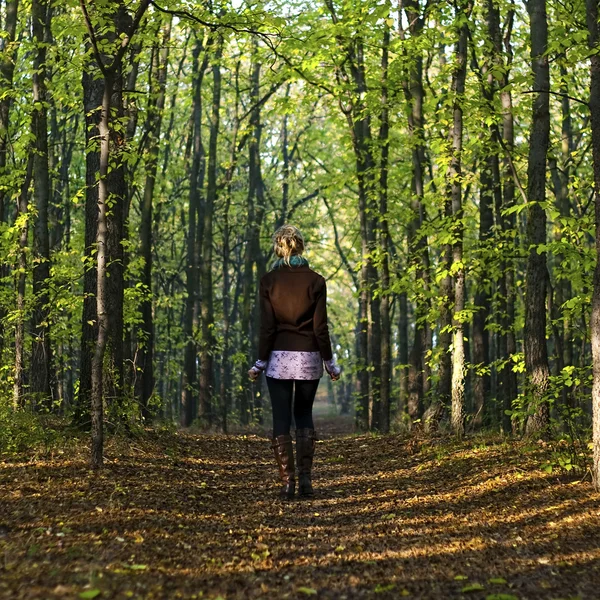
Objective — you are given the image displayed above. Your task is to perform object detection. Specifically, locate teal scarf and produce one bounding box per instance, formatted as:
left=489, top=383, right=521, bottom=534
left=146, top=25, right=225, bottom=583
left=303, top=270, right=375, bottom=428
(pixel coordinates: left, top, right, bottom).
left=272, top=255, right=309, bottom=270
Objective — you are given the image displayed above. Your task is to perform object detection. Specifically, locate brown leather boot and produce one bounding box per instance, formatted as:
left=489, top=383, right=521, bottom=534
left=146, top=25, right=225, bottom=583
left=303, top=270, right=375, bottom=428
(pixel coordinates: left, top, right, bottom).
left=271, top=434, right=295, bottom=499
left=295, top=428, right=317, bottom=498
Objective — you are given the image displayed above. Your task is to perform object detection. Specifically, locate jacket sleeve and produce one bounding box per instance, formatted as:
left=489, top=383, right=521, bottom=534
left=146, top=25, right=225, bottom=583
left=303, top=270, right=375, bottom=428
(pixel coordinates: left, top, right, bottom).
left=258, top=277, right=277, bottom=361
left=313, top=277, right=333, bottom=361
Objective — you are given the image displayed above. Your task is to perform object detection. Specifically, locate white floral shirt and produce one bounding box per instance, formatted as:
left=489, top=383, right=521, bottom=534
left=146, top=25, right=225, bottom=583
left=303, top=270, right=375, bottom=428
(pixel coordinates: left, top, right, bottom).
left=265, top=350, right=323, bottom=380
left=251, top=354, right=340, bottom=381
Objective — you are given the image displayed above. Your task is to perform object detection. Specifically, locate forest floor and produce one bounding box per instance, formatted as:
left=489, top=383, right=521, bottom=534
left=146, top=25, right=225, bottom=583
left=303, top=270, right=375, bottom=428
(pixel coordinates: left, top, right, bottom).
left=1, top=407, right=600, bottom=600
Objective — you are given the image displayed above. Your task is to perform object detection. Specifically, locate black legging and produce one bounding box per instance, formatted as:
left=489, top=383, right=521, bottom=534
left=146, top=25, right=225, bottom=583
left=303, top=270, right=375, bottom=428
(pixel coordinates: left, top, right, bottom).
left=266, top=377, right=320, bottom=437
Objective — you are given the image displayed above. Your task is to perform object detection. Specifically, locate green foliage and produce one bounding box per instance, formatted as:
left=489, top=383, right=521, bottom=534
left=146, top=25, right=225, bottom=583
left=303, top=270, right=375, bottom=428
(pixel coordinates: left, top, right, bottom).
left=0, top=405, right=77, bottom=455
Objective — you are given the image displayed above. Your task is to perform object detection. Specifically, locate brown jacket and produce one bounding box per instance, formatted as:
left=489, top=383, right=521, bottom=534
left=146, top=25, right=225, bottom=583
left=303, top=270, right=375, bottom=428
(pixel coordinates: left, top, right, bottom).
left=258, top=265, right=333, bottom=362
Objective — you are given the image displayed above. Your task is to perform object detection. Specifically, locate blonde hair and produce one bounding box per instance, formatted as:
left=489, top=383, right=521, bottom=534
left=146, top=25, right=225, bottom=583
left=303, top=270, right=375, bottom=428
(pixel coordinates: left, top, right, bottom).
left=272, top=225, right=305, bottom=264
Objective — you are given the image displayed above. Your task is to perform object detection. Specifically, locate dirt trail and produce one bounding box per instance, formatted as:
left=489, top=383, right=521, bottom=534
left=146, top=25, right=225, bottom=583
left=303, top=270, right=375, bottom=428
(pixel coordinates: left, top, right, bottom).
left=1, top=415, right=600, bottom=599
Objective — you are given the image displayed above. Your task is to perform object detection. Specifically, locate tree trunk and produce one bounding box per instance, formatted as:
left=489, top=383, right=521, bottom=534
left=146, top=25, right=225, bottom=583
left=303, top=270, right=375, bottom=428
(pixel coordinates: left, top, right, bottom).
left=449, top=1, right=470, bottom=437
left=0, top=0, right=19, bottom=357
left=13, top=157, right=33, bottom=407
left=80, top=0, right=151, bottom=466
left=181, top=39, right=206, bottom=427
left=500, top=8, right=518, bottom=433
left=402, top=0, right=429, bottom=427
left=199, top=35, right=223, bottom=425
left=239, top=41, right=266, bottom=425
left=30, top=0, right=53, bottom=406
left=103, top=7, right=132, bottom=417
left=472, top=163, right=494, bottom=429
left=379, top=23, right=391, bottom=433
left=398, top=291, right=409, bottom=416
left=91, top=74, right=114, bottom=469
left=76, top=65, right=103, bottom=427
left=138, top=17, right=172, bottom=420
left=429, top=216, right=452, bottom=433
left=346, top=36, right=379, bottom=431
left=586, top=0, right=600, bottom=489
left=524, top=0, right=551, bottom=436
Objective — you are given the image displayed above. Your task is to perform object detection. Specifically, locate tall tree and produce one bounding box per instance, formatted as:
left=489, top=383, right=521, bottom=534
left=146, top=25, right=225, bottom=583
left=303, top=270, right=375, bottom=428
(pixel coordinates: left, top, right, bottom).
left=138, top=17, right=172, bottom=420
left=402, top=0, right=430, bottom=426
left=79, top=0, right=151, bottom=467
left=449, top=0, right=470, bottom=437
left=587, top=0, right=600, bottom=489
left=30, top=0, right=53, bottom=405
left=181, top=36, right=208, bottom=427
left=499, top=4, right=518, bottom=433
left=524, top=0, right=551, bottom=436
left=379, top=19, right=392, bottom=433
left=199, top=33, right=223, bottom=424
left=0, top=0, right=19, bottom=358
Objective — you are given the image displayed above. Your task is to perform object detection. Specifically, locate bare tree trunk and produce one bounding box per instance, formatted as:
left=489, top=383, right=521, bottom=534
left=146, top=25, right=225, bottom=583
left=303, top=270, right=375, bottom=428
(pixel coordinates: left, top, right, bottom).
left=524, top=0, right=551, bottom=436
left=138, top=17, right=172, bottom=420
left=398, top=291, right=409, bottom=416
left=449, top=1, right=470, bottom=437
left=199, top=35, right=223, bottom=425
left=13, top=158, right=33, bottom=407
left=76, top=66, right=103, bottom=427
left=91, top=75, right=113, bottom=468
left=472, top=164, right=494, bottom=429
left=379, top=23, right=391, bottom=433
left=0, top=0, right=19, bottom=357
left=428, top=215, right=452, bottom=433
left=80, top=0, right=151, bottom=466
left=402, top=0, right=429, bottom=426
left=500, top=7, right=518, bottom=433
left=181, top=39, right=206, bottom=427
left=549, top=61, right=574, bottom=407
left=30, top=0, right=53, bottom=406
left=239, top=41, right=267, bottom=425
left=586, top=0, right=600, bottom=489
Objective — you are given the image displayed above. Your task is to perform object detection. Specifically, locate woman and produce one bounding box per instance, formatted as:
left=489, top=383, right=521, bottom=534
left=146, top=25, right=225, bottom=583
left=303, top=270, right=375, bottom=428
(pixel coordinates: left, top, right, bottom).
left=248, top=225, right=341, bottom=500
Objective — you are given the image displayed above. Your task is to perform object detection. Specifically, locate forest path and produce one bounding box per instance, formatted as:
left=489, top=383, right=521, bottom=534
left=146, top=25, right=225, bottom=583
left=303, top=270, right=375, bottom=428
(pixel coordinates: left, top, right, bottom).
left=2, top=420, right=600, bottom=600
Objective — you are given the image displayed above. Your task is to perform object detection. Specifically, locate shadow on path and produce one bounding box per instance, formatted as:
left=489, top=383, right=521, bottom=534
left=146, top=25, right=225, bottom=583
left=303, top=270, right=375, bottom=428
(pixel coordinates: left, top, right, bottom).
left=1, top=413, right=599, bottom=599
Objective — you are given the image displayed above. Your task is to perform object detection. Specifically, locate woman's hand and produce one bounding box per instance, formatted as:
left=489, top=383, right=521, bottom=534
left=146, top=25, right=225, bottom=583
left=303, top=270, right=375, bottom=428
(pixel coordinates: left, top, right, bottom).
left=324, top=358, right=341, bottom=381
left=248, top=359, right=267, bottom=381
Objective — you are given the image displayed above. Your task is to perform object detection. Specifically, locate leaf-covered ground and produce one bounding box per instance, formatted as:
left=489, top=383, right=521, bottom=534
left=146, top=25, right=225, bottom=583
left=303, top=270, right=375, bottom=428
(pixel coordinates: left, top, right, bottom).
left=1, top=410, right=600, bottom=600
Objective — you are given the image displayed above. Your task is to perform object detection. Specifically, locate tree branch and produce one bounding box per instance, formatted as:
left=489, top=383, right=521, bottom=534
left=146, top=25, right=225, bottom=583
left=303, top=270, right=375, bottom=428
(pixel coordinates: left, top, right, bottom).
left=113, top=0, right=152, bottom=68
left=286, top=189, right=320, bottom=221
left=323, top=195, right=359, bottom=289
left=79, top=0, right=107, bottom=74
left=520, top=89, right=589, bottom=106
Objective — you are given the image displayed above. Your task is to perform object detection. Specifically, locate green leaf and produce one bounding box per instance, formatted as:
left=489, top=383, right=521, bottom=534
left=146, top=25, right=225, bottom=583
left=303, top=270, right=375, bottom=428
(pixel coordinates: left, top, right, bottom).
left=297, top=587, right=318, bottom=595
left=488, top=578, right=508, bottom=585
left=454, top=575, right=469, bottom=581
left=79, top=591, right=101, bottom=599
left=127, top=564, right=147, bottom=570
left=374, top=583, right=396, bottom=592
left=485, top=595, right=519, bottom=600
left=462, top=583, right=485, bottom=592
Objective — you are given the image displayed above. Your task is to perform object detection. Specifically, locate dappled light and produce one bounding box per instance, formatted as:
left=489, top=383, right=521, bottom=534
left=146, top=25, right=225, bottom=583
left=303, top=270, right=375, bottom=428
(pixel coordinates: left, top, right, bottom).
left=2, top=413, right=600, bottom=599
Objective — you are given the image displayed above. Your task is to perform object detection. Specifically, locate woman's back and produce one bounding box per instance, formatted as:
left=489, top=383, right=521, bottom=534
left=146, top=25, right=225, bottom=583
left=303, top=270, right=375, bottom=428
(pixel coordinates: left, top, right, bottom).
left=260, top=265, right=328, bottom=353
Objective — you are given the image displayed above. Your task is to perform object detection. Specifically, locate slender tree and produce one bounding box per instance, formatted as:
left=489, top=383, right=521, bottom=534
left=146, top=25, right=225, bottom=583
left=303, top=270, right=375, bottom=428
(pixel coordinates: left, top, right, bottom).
left=181, top=37, right=208, bottom=427
left=199, top=33, right=223, bottom=424
left=587, top=0, right=600, bottom=488
left=449, top=0, right=470, bottom=437
left=138, top=17, right=172, bottom=419
left=30, top=0, right=53, bottom=405
left=79, top=0, right=151, bottom=467
left=0, top=0, right=19, bottom=357
left=524, top=0, right=551, bottom=436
